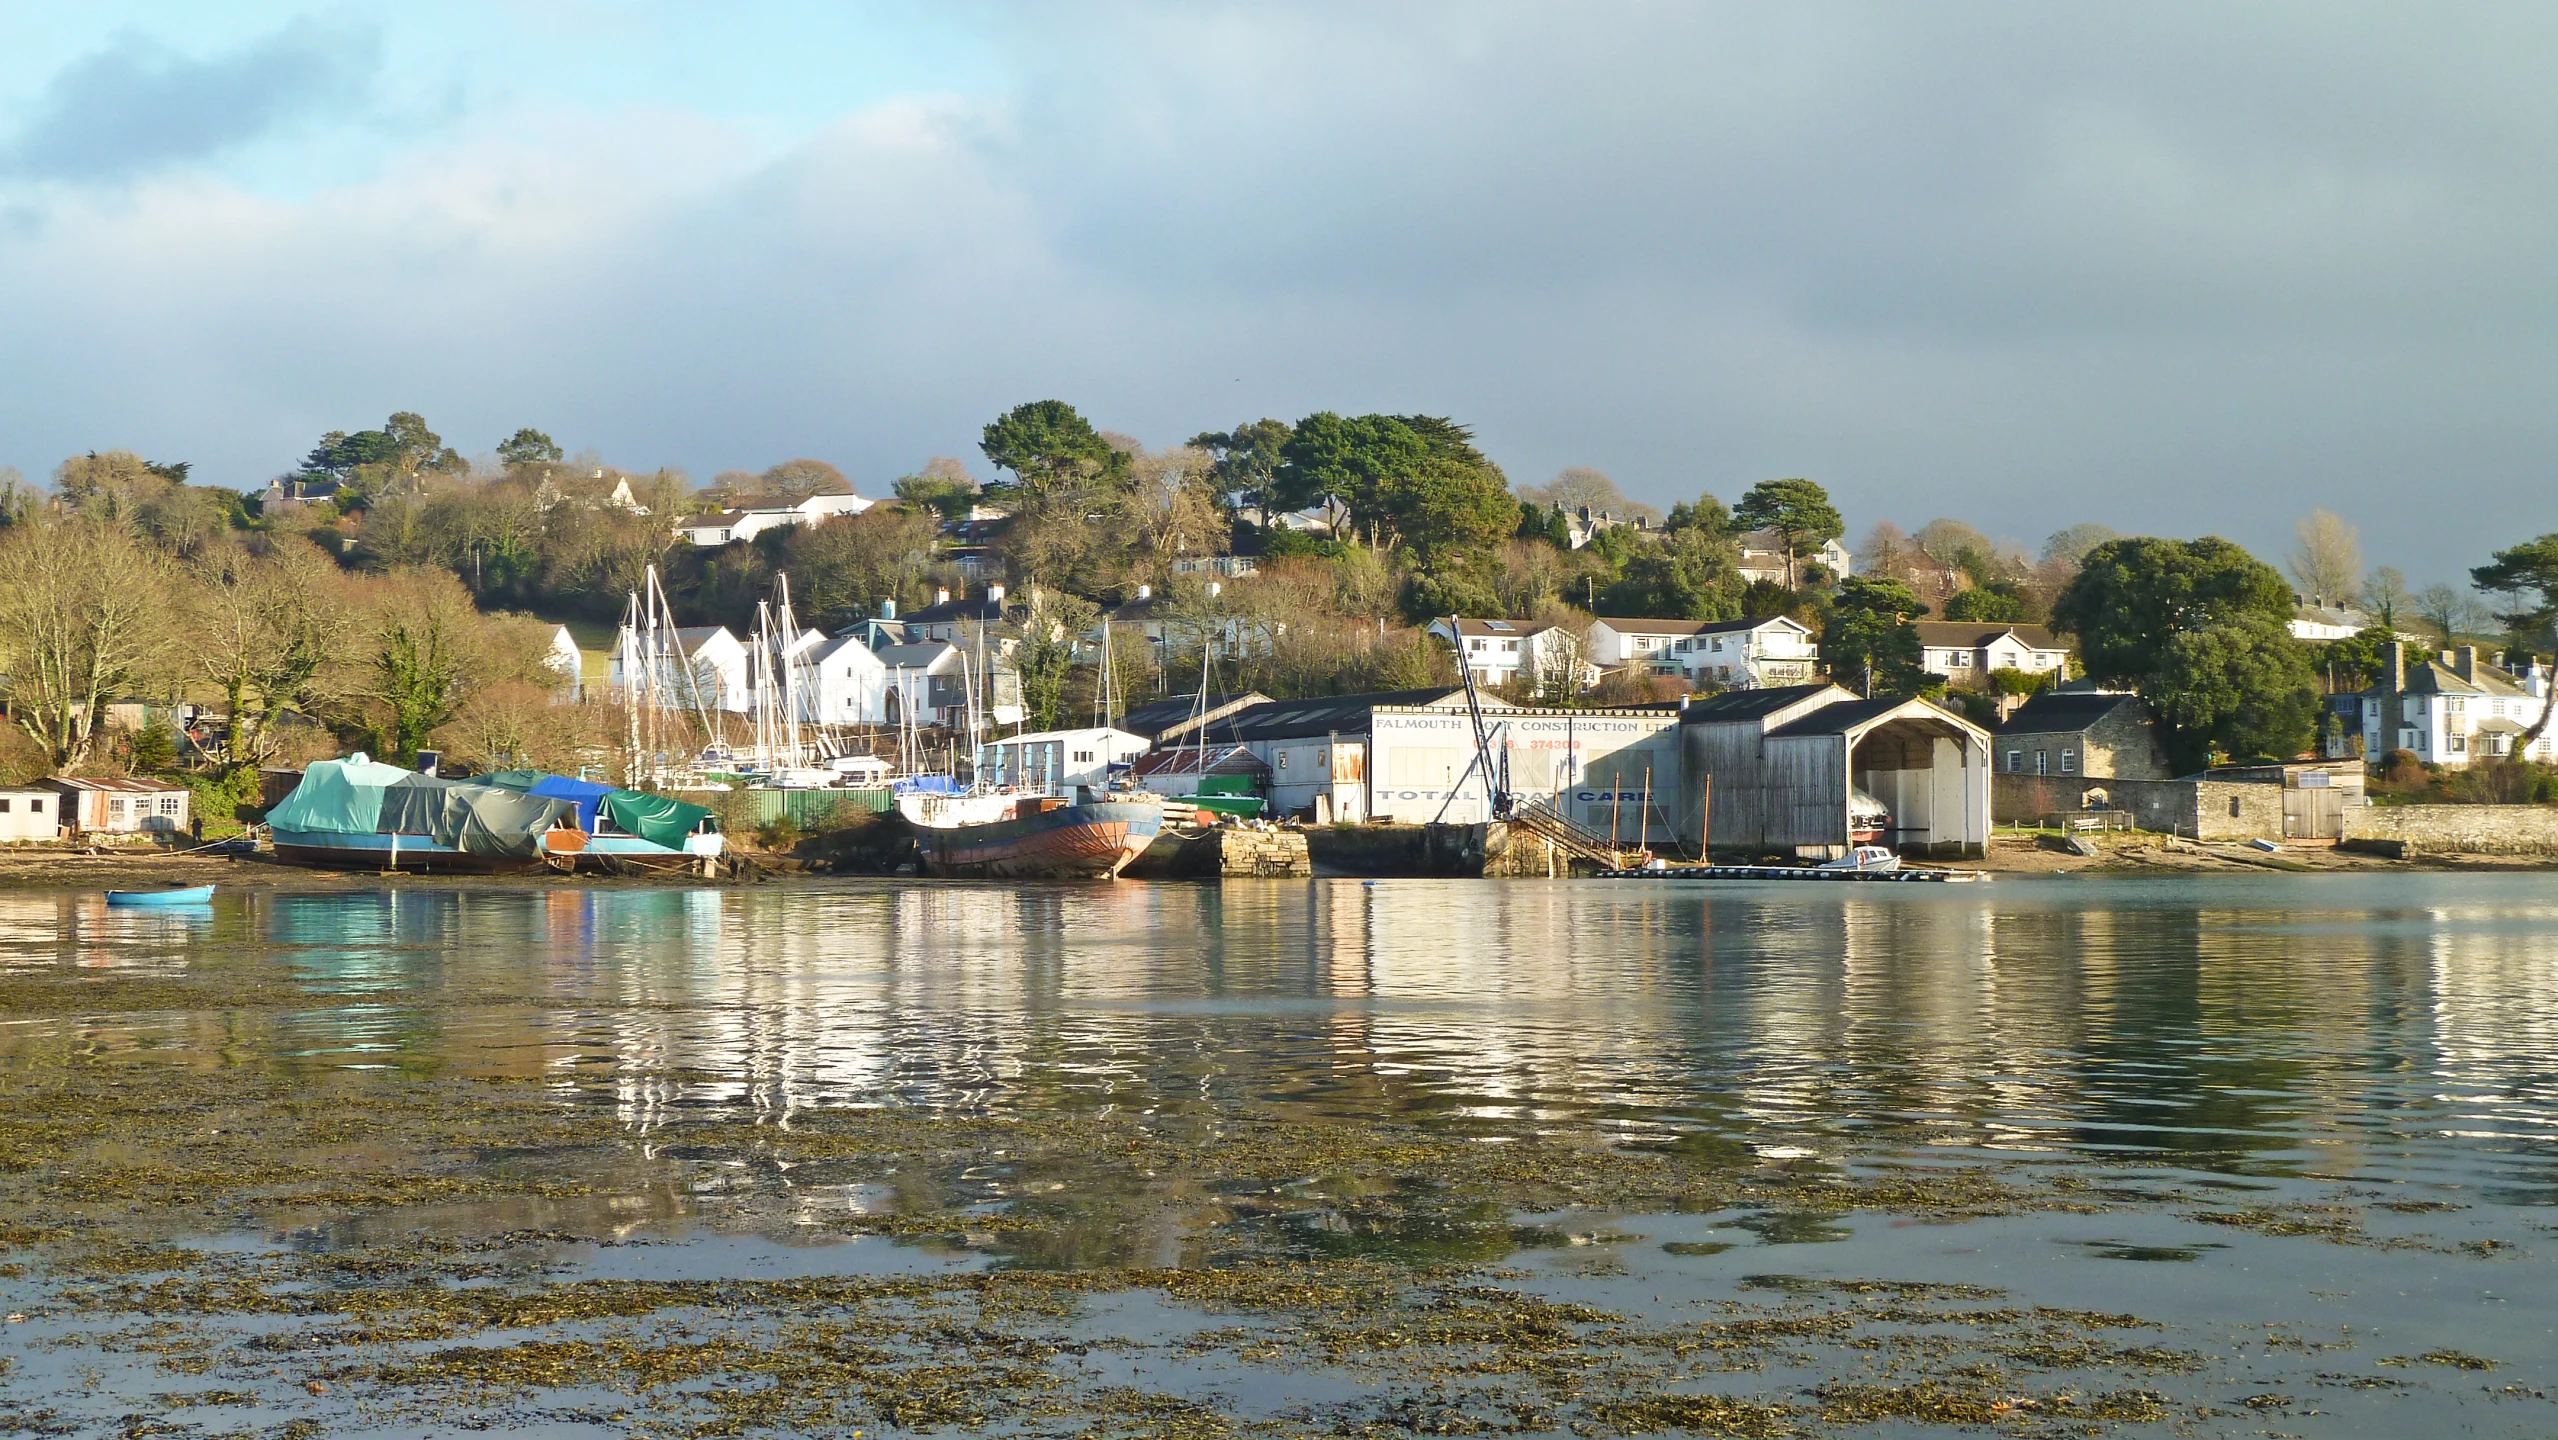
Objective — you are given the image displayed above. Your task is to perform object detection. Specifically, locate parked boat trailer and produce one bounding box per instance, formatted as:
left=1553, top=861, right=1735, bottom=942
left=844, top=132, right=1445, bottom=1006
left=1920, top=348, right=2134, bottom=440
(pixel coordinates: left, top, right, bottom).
left=1596, top=864, right=1988, bottom=883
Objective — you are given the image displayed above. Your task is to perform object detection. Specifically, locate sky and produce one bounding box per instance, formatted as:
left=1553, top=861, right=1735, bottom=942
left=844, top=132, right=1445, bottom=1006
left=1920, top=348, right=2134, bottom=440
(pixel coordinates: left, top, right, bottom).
left=3, top=2, right=2556, bottom=587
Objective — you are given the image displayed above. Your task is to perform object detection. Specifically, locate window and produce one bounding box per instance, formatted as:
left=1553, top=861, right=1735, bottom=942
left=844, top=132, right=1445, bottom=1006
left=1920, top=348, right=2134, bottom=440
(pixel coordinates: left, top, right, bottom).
left=2007, top=750, right=2022, bottom=772
left=1277, top=752, right=1288, bottom=770
left=159, top=796, right=181, bottom=815
left=0, top=799, right=9, bottom=814
left=2229, top=797, right=2243, bottom=818
left=2448, top=734, right=2466, bottom=753
left=2060, top=749, right=2076, bottom=775
left=1073, top=750, right=1094, bottom=763
left=29, top=799, right=40, bottom=813
left=110, top=797, right=127, bottom=817
left=1948, top=652, right=1972, bottom=668
left=1503, top=640, right=1519, bottom=654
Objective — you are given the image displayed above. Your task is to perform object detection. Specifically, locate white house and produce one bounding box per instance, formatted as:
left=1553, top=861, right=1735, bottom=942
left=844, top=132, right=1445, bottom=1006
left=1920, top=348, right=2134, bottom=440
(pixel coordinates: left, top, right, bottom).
left=1913, top=623, right=2070, bottom=686
left=806, top=634, right=892, bottom=726
left=1737, top=530, right=1855, bottom=587
left=903, top=585, right=1010, bottom=645
left=0, top=787, right=59, bottom=842
left=1426, top=618, right=1591, bottom=691
left=609, top=625, right=752, bottom=714
left=977, top=727, right=1151, bottom=796
left=2356, top=643, right=2553, bottom=767
left=43, top=777, right=191, bottom=836
left=1587, top=616, right=1819, bottom=688
left=1100, top=582, right=1281, bottom=660
left=675, top=493, right=871, bottom=547
left=543, top=626, right=584, bottom=700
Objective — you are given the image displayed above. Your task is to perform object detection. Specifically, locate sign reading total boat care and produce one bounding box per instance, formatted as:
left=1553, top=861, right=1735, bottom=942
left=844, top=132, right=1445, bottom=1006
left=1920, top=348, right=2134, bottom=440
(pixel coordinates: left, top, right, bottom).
left=1367, top=706, right=1682, bottom=825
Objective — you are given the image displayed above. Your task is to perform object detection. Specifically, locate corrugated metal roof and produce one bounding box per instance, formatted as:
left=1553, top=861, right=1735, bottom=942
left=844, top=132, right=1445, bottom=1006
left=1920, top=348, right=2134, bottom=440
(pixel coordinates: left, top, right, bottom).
left=44, top=776, right=188, bottom=793
left=1679, top=683, right=1840, bottom=723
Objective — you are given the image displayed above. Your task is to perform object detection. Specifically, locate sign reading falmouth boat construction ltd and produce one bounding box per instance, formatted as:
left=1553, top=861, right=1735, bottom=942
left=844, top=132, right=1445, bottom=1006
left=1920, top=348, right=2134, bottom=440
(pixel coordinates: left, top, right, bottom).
left=1367, top=706, right=1683, bottom=828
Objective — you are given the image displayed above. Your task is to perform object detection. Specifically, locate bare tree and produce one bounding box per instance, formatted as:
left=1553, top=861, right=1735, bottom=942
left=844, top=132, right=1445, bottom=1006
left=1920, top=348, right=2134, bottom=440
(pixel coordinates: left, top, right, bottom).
left=1126, top=445, right=1227, bottom=578
left=0, top=519, right=177, bottom=770
left=2286, top=508, right=2362, bottom=605
left=1519, top=467, right=1659, bottom=523
left=2416, top=583, right=2492, bottom=644
left=186, top=538, right=352, bottom=768
left=2040, top=523, right=2119, bottom=568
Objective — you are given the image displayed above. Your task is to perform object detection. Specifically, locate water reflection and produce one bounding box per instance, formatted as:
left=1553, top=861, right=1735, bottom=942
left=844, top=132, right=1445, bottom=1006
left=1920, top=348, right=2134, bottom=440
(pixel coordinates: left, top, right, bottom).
left=1, top=876, right=2554, bottom=1200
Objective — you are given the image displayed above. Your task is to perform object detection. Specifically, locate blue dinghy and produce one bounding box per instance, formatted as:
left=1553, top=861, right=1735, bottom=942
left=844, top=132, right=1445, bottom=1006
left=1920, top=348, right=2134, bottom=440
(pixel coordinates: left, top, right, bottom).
left=106, top=885, right=216, bottom=906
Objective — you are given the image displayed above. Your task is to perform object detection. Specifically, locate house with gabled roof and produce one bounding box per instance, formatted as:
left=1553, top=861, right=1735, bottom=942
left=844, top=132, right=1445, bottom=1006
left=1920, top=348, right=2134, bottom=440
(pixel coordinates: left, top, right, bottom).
left=1425, top=617, right=1591, bottom=691
left=1913, top=622, right=2069, bottom=687
left=2354, top=642, right=2553, bottom=767
left=1587, top=615, right=1817, bottom=689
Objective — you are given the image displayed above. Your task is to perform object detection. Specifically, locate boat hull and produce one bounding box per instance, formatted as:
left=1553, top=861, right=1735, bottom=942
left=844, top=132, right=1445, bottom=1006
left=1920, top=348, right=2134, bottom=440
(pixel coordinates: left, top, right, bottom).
left=916, top=801, right=1162, bottom=880
left=270, top=829, right=540, bottom=875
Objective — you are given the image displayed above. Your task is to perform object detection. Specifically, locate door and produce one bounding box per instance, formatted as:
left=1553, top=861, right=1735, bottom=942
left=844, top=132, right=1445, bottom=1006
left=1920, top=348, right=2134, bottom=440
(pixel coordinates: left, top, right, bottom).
left=2282, top=786, right=2343, bottom=838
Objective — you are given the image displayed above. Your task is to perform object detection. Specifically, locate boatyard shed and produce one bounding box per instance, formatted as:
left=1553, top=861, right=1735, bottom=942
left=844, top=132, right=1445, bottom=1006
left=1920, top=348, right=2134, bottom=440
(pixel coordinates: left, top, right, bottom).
left=978, top=727, right=1151, bottom=797
left=1117, top=691, right=1272, bottom=746
left=1369, top=703, right=1682, bottom=830
left=0, top=788, right=58, bottom=842
left=1680, top=686, right=1992, bottom=858
left=1186, top=688, right=1495, bottom=823
left=43, top=776, right=191, bottom=836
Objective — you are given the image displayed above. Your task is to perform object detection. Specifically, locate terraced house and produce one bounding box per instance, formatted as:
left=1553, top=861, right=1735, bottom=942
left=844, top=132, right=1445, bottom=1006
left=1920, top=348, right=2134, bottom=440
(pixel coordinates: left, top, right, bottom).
left=2352, top=642, right=2554, bottom=766
left=1587, top=616, right=1819, bottom=689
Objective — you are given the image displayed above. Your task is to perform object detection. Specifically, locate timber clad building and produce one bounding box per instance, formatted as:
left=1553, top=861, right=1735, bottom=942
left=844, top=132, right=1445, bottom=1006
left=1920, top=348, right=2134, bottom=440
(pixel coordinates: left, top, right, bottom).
left=1677, top=684, right=1992, bottom=858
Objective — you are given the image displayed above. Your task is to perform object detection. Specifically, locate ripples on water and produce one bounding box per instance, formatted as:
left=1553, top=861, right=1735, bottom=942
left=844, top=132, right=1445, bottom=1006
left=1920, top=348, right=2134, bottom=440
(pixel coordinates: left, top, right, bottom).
left=4, top=874, right=2553, bottom=1202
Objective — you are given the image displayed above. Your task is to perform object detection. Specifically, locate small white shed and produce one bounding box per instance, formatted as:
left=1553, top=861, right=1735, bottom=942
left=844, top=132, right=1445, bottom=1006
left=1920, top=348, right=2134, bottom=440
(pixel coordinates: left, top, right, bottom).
left=0, top=788, right=59, bottom=842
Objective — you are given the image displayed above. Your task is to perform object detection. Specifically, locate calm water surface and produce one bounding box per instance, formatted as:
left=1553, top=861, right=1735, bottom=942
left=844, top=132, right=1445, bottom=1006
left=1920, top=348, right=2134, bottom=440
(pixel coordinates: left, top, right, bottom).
left=3, top=872, right=2554, bottom=1435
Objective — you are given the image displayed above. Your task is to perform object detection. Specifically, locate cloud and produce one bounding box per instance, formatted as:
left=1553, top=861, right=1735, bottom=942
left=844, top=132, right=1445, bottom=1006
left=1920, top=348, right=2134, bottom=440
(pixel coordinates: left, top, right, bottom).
left=1, top=18, right=379, bottom=182
left=4, top=5, right=2558, bottom=579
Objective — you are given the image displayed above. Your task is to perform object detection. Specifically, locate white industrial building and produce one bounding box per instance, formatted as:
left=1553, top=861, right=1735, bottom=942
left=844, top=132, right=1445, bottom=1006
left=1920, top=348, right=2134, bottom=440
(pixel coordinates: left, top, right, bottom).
left=977, top=727, right=1151, bottom=797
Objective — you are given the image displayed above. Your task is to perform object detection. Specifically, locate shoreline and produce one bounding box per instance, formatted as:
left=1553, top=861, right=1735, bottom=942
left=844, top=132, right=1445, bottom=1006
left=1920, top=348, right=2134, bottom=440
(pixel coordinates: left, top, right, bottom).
left=5, top=840, right=2558, bottom=890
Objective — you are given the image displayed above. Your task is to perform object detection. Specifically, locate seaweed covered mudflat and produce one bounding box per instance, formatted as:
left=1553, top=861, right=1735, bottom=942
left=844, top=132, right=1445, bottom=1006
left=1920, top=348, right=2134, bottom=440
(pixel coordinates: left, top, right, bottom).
left=0, top=878, right=2551, bottom=1436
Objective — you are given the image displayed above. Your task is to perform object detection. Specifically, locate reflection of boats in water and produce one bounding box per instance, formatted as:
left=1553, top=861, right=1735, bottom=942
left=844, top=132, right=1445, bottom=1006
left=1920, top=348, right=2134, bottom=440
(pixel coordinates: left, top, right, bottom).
left=899, top=786, right=1162, bottom=880
left=265, top=756, right=722, bottom=875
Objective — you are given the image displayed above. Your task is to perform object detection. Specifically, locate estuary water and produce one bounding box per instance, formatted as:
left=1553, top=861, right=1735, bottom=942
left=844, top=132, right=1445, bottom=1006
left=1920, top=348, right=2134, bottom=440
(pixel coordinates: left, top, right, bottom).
left=1, top=873, right=2554, bottom=1436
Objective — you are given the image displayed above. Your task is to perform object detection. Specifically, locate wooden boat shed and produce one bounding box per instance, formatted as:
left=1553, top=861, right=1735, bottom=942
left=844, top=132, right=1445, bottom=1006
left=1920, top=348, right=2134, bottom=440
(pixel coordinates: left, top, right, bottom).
left=1678, top=685, right=1992, bottom=858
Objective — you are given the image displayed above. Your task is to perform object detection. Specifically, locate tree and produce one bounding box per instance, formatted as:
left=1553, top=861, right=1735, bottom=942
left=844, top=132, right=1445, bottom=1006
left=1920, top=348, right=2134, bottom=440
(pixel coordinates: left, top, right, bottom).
left=300, top=412, right=466, bottom=508
left=757, top=458, right=852, bottom=499
left=2151, top=616, right=2321, bottom=769
left=2041, top=523, right=2119, bottom=569
left=2361, top=566, right=2414, bottom=631
left=783, top=506, right=940, bottom=628
left=0, top=467, right=38, bottom=527
left=2415, top=583, right=2490, bottom=644
left=1732, top=478, right=1843, bottom=588
left=1943, top=585, right=2026, bottom=623
left=2469, top=535, right=2558, bottom=754
left=1519, top=467, right=1657, bottom=523
left=1275, top=412, right=1421, bottom=539
left=2052, top=535, right=2294, bottom=687
left=2316, top=625, right=2397, bottom=694
left=1662, top=490, right=1732, bottom=536
left=1189, top=419, right=1295, bottom=519
left=1822, top=575, right=1929, bottom=697
left=2053, top=535, right=2309, bottom=767
left=186, top=538, right=350, bottom=768
left=0, top=519, right=175, bottom=770
left=980, top=400, right=1125, bottom=498
left=1012, top=589, right=1102, bottom=733
left=2286, top=508, right=2361, bottom=605
left=333, top=570, right=545, bottom=761
left=1601, top=525, right=1744, bottom=620
left=893, top=472, right=977, bottom=523
left=496, top=428, right=563, bottom=469
left=1126, top=446, right=1228, bottom=578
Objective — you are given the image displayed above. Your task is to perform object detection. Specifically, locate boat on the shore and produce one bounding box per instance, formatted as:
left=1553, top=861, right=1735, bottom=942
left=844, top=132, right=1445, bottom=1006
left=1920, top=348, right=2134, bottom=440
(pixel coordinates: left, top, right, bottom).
left=264, top=756, right=722, bottom=875
left=901, top=785, right=1162, bottom=879
left=106, top=884, right=216, bottom=906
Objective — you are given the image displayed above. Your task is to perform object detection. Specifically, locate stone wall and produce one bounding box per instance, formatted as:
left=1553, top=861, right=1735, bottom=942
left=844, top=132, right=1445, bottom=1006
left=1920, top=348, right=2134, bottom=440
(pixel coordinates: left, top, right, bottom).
left=1992, top=774, right=2285, bottom=840
left=2341, top=804, right=2558, bottom=855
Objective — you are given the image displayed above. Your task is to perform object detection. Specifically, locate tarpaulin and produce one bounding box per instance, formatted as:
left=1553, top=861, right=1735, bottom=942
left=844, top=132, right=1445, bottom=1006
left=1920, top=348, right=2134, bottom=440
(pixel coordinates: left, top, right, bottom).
left=378, top=776, right=574, bottom=858
left=262, top=754, right=421, bottom=834
left=598, top=789, right=714, bottom=847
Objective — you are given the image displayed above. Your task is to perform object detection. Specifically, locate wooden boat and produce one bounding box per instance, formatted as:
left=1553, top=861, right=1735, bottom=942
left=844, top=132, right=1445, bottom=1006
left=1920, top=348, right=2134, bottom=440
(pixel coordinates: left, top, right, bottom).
left=909, top=796, right=1164, bottom=879
left=106, top=884, right=216, bottom=906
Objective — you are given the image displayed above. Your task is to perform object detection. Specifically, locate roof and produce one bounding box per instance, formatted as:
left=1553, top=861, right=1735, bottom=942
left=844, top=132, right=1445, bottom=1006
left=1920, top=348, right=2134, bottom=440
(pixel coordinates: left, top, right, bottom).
left=671, top=626, right=736, bottom=651
left=1210, top=687, right=1483, bottom=743
left=43, top=775, right=189, bottom=793
left=876, top=642, right=962, bottom=671
left=1995, top=690, right=2144, bottom=737
left=1437, top=618, right=1559, bottom=640
left=904, top=593, right=1006, bottom=624
left=984, top=727, right=1146, bottom=748
left=1912, top=621, right=2064, bottom=651
left=1767, top=697, right=1984, bottom=740
left=1118, top=691, right=1271, bottom=740
left=1592, top=616, right=1717, bottom=637
left=2294, top=604, right=2371, bottom=628
left=1679, top=683, right=1843, bottom=724
left=2402, top=659, right=2533, bottom=698
left=680, top=510, right=749, bottom=527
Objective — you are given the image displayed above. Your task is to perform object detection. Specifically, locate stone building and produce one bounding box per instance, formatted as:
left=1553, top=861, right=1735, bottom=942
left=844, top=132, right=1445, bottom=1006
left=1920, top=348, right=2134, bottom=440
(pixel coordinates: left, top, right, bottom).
left=1990, top=692, right=2172, bottom=781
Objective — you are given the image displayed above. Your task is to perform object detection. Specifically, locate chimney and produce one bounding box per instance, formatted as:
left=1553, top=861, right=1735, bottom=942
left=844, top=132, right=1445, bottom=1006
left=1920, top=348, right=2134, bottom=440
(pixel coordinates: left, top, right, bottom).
left=1135, top=584, right=1151, bottom=601
left=987, top=583, right=1006, bottom=605
left=2451, top=645, right=2476, bottom=682
left=879, top=598, right=897, bottom=620
left=935, top=587, right=950, bottom=606
left=2381, top=640, right=2405, bottom=693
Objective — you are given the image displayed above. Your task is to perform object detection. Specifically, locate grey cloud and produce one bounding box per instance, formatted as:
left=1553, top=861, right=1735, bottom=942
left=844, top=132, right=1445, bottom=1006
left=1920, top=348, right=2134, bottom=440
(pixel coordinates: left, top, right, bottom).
left=6, top=4, right=2558, bottom=581
left=1, top=18, right=378, bottom=181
